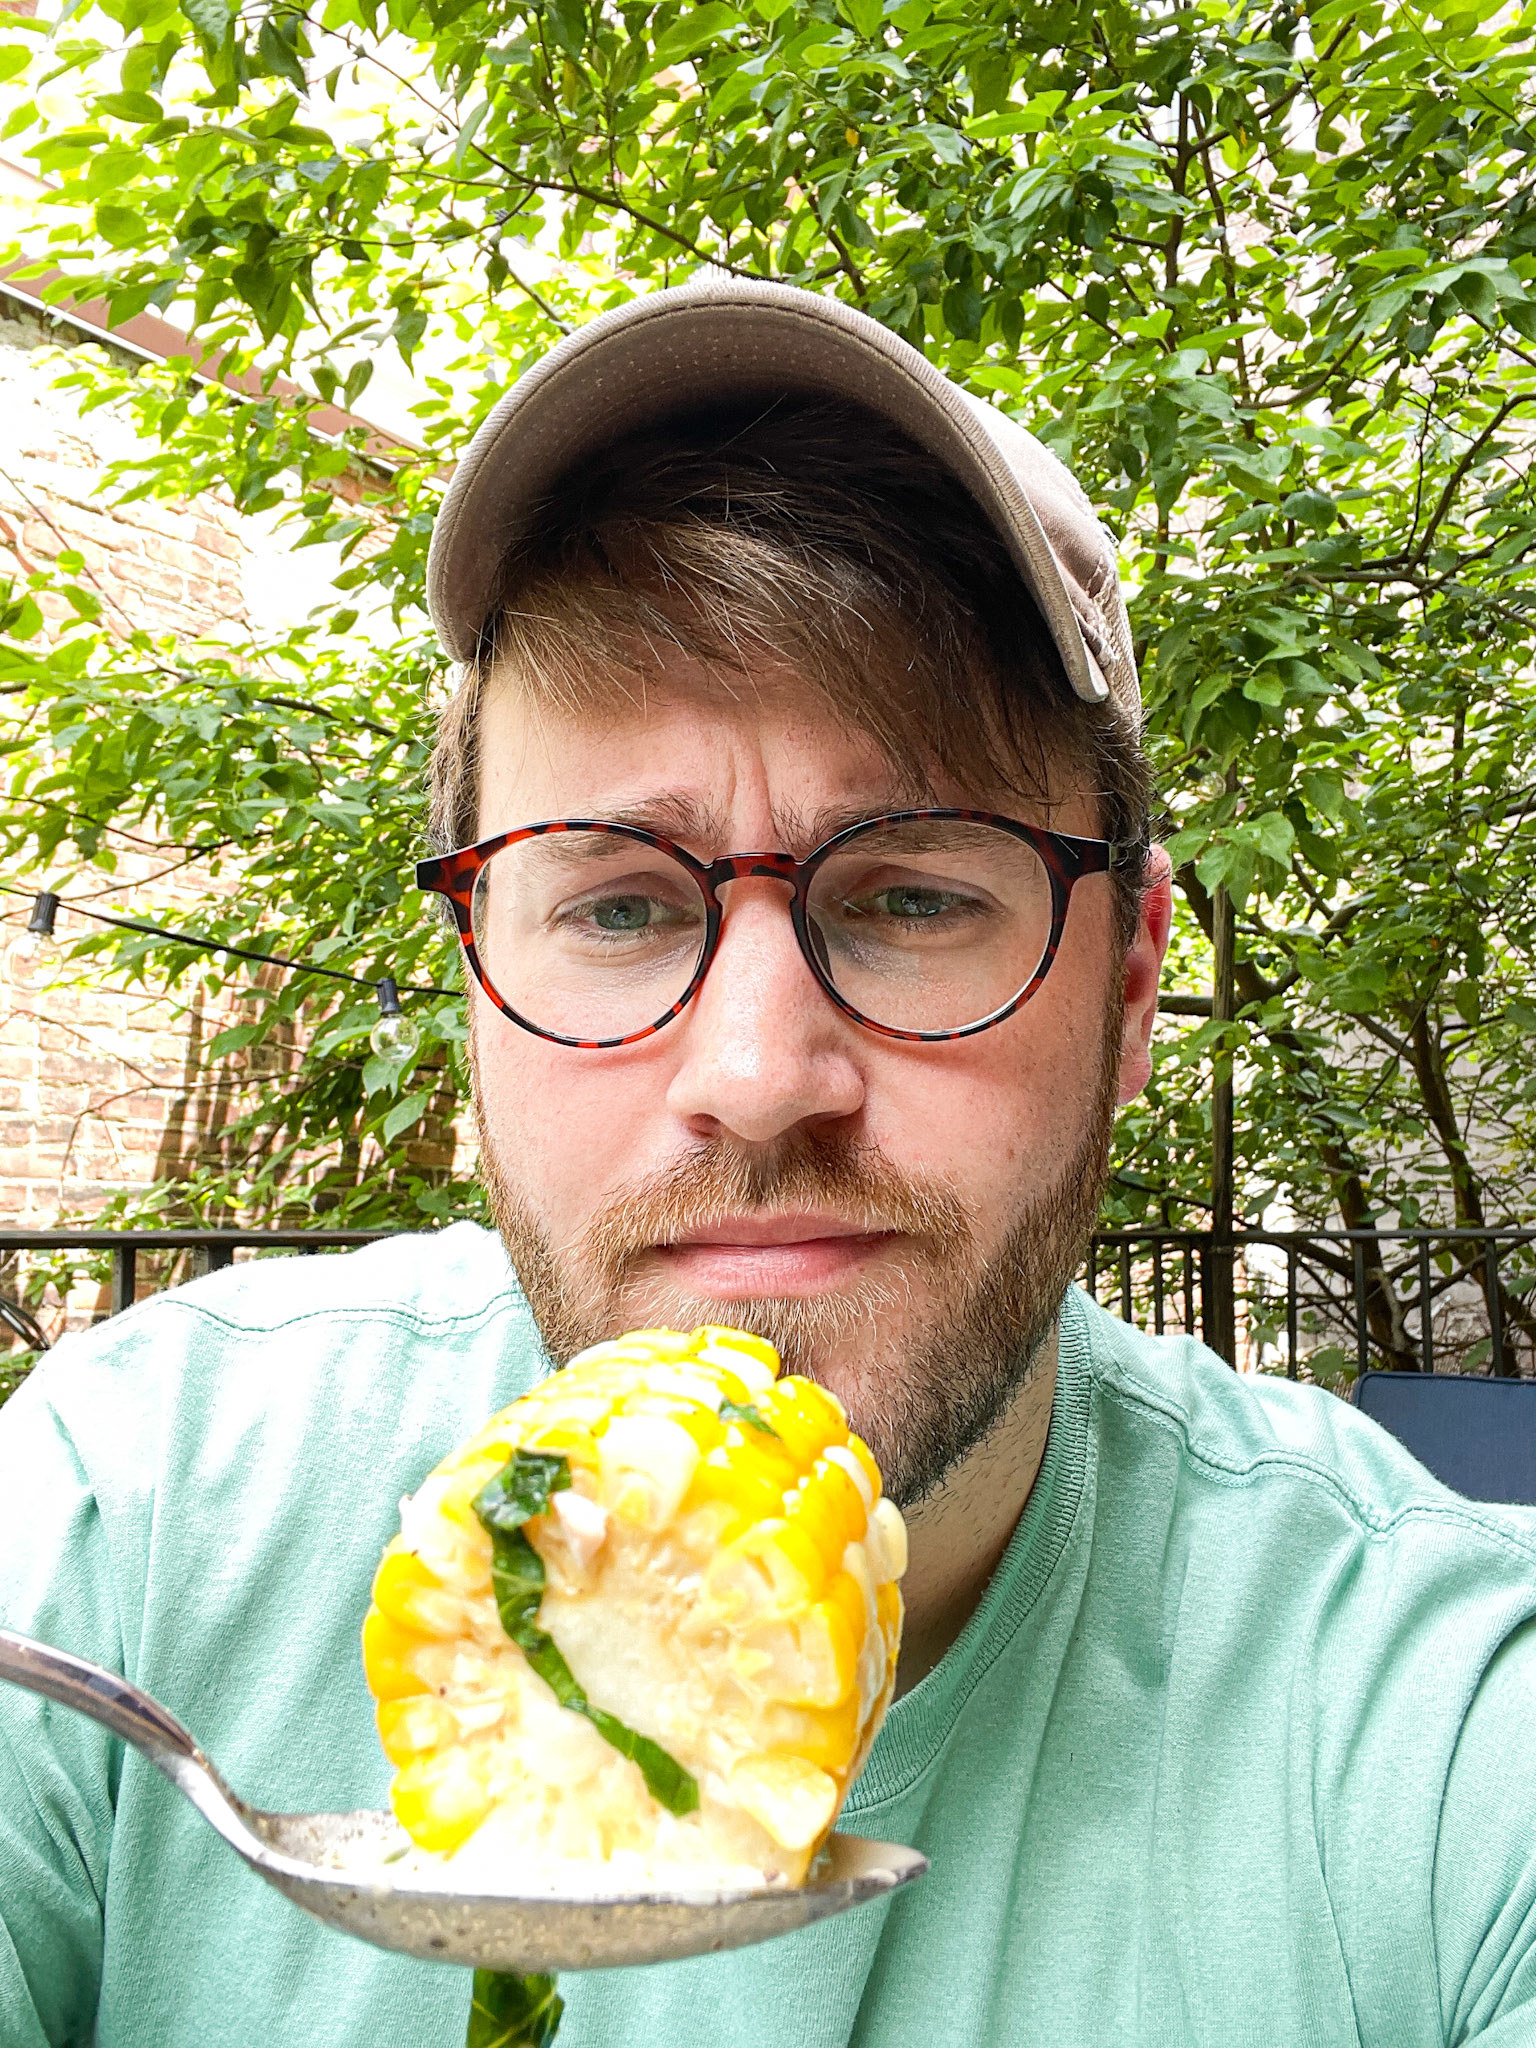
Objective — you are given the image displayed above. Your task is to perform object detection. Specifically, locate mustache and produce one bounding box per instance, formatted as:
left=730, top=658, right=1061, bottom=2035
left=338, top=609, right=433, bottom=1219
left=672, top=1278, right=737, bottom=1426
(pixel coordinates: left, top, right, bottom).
left=579, top=1130, right=973, bottom=1284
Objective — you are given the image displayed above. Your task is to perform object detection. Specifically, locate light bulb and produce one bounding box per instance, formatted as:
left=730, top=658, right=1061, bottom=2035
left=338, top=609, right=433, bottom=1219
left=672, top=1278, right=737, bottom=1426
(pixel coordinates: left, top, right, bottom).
left=7, top=892, right=62, bottom=994
left=369, top=976, right=420, bottom=1069
left=7, top=928, right=62, bottom=994
left=369, top=1009, right=421, bottom=1068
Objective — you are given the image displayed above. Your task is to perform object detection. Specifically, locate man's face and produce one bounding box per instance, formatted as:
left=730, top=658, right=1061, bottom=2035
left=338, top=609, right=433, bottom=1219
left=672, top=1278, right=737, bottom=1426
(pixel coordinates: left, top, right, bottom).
left=468, top=665, right=1162, bottom=1505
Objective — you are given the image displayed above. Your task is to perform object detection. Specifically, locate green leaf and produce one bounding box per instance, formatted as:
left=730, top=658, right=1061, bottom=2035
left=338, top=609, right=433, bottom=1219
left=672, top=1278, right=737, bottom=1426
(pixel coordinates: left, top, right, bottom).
left=474, top=1451, right=700, bottom=1816
left=0, top=47, right=30, bottom=85
left=206, top=1021, right=262, bottom=1058
left=94, top=90, right=163, bottom=122
left=179, top=0, right=232, bottom=45
left=651, top=3, right=738, bottom=66
left=1299, top=770, right=1344, bottom=823
left=543, top=0, right=587, bottom=58
left=93, top=204, right=145, bottom=249
left=468, top=1972, right=564, bottom=2048
left=381, top=1087, right=430, bottom=1142
left=454, top=98, right=489, bottom=166
left=837, top=0, right=883, bottom=36
left=907, top=119, right=966, bottom=164
left=966, top=90, right=1065, bottom=137
left=256, top=18, right=307, bottom=91
left=1249, top=812, right=1296, bottom=865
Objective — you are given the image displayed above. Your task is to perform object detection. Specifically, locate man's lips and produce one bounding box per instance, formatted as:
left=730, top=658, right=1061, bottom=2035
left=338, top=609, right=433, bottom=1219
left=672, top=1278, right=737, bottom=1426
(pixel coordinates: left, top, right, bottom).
left=653, top=1214, right=895, bottom=1294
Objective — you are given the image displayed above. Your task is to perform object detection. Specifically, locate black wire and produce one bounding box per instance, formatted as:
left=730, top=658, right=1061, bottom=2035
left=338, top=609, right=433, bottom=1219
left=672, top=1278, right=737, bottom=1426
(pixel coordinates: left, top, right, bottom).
left=0, top=883, right=457, bottom=1000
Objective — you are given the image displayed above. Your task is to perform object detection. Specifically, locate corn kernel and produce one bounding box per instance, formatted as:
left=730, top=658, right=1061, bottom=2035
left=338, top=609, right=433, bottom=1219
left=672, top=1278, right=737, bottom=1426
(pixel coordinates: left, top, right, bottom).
left=684, top=1446, right=784, bottom=1530
left=728, top=1752, right=839, bottom=1851
left=757, top=1377, right=847, bottom=1463
left=757, top=1695, right=861, bottom=1770
left=391, top=1747, right=494, bottom=1854
left=618, top=1391, right=726, bottom=1454
left=373, top=1546, right=440, bottom=1618
left=519, top=1417, right=599, bottom=1467
left=361, top=1607, right=432, bottom=1700
left=845, top=1432, right=883, bottom=1504
left=868, top=1496, right=909, bottom=1583
left=788, top=1460, right=867, bottom=1555
left=877, top=1579, right=903, bottom=1657
left=377, top=1694, right=457, bottom=1765
left=705, top=1519, right=827, bottom=1622
left=824, top=1441, right=875, bottom=1509
left=596, top=1413, right=701, bottom=1527
left=744, top=1596, right=859, bottom=1709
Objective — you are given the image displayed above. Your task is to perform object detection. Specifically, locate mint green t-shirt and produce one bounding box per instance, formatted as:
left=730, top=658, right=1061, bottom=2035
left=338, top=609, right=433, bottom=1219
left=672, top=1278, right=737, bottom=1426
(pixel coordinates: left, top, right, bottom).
left=3, top=1222, right=1536, bottom=2047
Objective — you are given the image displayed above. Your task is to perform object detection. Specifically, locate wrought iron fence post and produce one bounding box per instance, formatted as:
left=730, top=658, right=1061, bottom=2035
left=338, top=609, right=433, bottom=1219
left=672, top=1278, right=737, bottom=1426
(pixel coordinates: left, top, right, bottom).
left=1418, top=1238, right=1435, bottom=1374
left=110, top=1248, right=136, bottom=1317
left=1487, top=1242, right=1508, bottom=1378
left=1207, top=876, right=1237, bottom=1367
left=1201, top=1238, right=1238, bottom=1365
left=1286, top=1242, right=1299, bottom=1380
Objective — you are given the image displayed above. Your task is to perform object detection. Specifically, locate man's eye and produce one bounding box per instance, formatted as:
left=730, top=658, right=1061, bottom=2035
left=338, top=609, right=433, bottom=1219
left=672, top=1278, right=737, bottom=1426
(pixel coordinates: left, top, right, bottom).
left=591, top=895, right=659, bottom=931
left=562, top=892, right=694, bottom=935
left=850, top=886, right=974, bottom=921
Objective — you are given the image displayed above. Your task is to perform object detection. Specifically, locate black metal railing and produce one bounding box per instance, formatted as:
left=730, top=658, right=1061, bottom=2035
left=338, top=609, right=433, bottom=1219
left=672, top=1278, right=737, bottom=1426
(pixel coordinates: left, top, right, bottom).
left=1084, top=1228, right=1536, bottom=1379
left=1, top=1224, right=1533, bottom=1380
left=0, top=1228, right=389, bottom=1323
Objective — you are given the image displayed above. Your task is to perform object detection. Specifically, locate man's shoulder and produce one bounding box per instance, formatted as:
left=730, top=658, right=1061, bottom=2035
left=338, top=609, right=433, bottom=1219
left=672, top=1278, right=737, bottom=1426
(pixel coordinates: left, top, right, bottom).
left=2, top=1221, right=548, bottom=1479
left=39, top=1218, right=528, bottom=1360
left=1068, top=1285, right=1536, bottom=1564
left=132, top=1217, right=525, bottom=1340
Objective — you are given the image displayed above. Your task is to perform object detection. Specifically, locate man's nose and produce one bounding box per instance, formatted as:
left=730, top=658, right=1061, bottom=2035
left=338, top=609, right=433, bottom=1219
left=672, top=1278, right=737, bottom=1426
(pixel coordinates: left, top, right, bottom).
left=664, top=881, right=865, bottom=1144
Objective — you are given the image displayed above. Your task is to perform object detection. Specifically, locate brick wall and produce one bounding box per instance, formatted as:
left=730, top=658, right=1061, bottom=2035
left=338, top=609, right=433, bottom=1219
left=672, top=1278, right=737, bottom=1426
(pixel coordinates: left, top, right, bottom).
left=0, top=302, right=470, bottom=1335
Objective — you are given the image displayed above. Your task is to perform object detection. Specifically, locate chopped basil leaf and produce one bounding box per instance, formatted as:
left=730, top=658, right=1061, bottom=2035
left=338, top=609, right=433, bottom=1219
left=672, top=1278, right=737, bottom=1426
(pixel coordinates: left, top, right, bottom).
left=719, top=1399, right=779, bottom=1437
left=473, top=1450, right=700, bottom=1817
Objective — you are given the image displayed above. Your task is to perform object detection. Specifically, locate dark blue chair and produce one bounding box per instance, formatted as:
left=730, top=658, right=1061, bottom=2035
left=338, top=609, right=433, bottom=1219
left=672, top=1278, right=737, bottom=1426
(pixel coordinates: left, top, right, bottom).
left=1355, top=1372, right=1536, bottom=1506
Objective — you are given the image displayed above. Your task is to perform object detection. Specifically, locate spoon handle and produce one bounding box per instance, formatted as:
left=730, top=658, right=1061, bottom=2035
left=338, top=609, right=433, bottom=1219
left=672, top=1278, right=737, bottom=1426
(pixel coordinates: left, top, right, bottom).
left=0, top=1627, right=199, bottom=1769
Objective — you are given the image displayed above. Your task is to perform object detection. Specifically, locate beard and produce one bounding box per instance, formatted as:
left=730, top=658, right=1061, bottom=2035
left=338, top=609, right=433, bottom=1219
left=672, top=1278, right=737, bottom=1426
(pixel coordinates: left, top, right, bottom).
left=471, top=1006, right=1120, bottom=1509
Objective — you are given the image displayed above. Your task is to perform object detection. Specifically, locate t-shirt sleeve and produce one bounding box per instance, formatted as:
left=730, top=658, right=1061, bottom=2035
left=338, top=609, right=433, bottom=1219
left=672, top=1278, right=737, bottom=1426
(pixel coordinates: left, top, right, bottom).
left=0, top=1366, right=126, bottom=2048
left=1434, top=1615, right=1536, bottom=2043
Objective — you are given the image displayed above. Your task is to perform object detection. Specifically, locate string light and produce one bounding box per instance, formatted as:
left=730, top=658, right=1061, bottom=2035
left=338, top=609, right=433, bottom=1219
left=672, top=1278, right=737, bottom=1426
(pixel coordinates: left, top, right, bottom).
left=1, top=884, right=454, bottom=1039
left=5, top=891, right=63, bottom=994
left=369, top=975, right=422, bottom=1070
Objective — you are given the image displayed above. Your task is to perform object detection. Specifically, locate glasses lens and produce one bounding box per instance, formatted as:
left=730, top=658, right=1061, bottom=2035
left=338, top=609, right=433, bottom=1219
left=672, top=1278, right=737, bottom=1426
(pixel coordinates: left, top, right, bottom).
left=806, top=818, right=1055, bottom=1032
left=470, top=831, right=708, bottom=1041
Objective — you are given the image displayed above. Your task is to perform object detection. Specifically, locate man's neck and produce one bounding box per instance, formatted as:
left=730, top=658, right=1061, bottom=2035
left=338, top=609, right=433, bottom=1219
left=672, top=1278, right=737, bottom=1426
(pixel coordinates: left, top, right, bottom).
left=892, top=1326, right=1060, bottom=1697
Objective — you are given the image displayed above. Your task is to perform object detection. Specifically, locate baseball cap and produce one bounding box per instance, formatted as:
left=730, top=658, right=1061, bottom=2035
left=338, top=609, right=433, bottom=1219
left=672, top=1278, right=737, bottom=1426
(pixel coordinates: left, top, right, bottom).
left=426, top=275, right=1139, bottom=720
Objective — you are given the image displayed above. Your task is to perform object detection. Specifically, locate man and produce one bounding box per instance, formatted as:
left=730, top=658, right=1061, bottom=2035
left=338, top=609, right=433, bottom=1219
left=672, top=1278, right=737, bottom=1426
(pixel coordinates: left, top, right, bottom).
left=2, top=277, right=1534, bottom=2047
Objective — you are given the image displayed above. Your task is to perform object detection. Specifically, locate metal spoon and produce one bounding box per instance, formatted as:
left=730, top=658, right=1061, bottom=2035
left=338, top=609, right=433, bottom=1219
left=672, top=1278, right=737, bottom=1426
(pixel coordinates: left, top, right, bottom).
left=0, top=1628, right=925, bottom=1971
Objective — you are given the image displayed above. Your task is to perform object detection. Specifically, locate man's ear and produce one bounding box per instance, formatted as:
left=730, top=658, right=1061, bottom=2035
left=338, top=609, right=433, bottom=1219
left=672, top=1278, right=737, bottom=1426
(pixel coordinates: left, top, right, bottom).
left=1117, top=845, right=1173, bottom=1105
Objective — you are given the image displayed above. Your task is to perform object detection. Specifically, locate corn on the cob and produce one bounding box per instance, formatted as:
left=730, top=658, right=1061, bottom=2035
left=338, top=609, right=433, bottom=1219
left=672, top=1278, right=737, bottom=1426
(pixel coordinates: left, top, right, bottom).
left=363, top=1324, right=906, bottom=1889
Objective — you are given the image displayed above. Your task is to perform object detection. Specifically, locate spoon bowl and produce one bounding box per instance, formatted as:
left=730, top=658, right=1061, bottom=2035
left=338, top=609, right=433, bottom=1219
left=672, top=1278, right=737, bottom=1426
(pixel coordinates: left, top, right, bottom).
left=0, top=1628, right=925, bottom=1971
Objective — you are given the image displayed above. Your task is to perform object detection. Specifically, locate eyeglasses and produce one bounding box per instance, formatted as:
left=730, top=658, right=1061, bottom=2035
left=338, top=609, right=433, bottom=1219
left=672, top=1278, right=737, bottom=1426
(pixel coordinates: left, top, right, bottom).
left=416, top=810, right=1125, bottom=1049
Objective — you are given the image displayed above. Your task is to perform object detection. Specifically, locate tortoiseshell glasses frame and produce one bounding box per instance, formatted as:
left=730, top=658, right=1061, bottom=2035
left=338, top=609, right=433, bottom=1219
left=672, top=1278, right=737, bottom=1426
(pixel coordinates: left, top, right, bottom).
left=415, top=809, right=1127, bottom=1050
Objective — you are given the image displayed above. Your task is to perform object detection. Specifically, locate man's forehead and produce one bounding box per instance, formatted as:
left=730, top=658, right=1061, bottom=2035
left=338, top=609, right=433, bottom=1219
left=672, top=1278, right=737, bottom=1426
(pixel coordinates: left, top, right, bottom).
left=478, top=664, right=955, bottom=842
left=474, top=653, right=1077, bottom=846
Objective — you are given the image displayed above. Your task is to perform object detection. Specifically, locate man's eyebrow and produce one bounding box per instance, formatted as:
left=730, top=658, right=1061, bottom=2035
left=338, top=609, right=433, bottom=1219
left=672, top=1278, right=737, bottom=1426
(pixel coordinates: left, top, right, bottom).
left=559, top=790, right=943, bottom=858
left=586, top=795, right=730, bottom=847
left=793, top=794, right=935, bottom=852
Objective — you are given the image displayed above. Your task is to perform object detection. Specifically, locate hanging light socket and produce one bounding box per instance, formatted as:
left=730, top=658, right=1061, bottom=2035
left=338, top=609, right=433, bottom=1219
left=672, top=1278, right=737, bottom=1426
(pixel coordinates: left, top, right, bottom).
left=6, top=891, right=63, bottom=994
left=369, top=975, right=421, bottom=1069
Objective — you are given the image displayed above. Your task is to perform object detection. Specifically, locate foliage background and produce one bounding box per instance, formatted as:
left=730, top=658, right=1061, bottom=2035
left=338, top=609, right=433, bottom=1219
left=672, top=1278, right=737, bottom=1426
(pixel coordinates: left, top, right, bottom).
left=0, top=0, right=1532, bottom=1364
